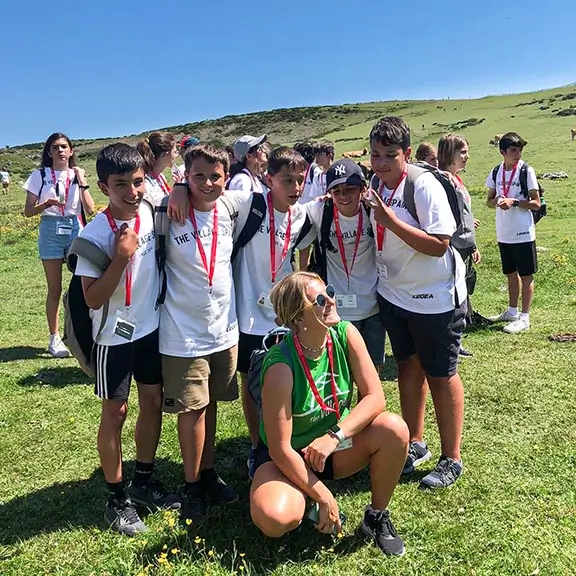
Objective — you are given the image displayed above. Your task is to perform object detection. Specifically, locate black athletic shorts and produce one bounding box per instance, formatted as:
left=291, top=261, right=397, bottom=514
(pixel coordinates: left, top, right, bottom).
left=498, top=241, right=538, bottom=277
left=377, top=295, right=465, bottom=378
left=237, top=332, right=265, bottom=374
left=253, top=439, right=335, bottom=480
left=94, top=329, right=162, bottom=401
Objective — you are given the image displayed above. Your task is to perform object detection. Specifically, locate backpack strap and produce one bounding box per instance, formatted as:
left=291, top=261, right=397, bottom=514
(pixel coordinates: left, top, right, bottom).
left=154, top=195, right=171, bottom=307
left=231, top=193, right=267, bottom=263
left=403, top=164, right=429, bottom=224
left=518, top=163, right=529, bottom=198
left=491, top=165, right=500, bottom=188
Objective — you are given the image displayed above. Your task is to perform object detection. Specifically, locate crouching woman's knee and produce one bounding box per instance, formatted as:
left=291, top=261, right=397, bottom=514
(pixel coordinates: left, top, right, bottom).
left=251, top=500, right=303, bottom=538
left=372, top=411, right=410, bottom=452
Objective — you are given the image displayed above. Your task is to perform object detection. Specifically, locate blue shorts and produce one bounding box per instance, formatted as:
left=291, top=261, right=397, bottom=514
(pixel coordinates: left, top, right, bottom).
left=351, top=313, right=386, bottom=365
left=38, top=216, right=79, bottom=260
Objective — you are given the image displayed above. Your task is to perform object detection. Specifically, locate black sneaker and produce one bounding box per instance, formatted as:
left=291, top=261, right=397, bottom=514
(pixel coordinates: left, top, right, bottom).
left=201, top=470, right=238, bottom=505
left=361, top=507, right=405, bottom=556
left=128, top=480, right=181, bottom=511
left=181, top=484, right=207, bottom=526
left=105, top=496, right=147, bottom=536
left=419, top=455, right=463, bottom=489
left=459, top=347, right=473, bottom=358
left=402, top=441, right=432, bottom=475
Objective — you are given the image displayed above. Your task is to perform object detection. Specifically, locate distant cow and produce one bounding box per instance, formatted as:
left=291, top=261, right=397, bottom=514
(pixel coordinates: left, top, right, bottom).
left=490, top=134, right=503, bottom=146
left=342, top=148, right=368, bottom=158
left=357, top=161, right=373, bottom=181
left=571, top=128, right=576, bottom=141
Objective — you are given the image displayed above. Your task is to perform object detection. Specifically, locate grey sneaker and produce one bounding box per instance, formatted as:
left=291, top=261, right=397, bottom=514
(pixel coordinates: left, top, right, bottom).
left=105, top=496, right=147, bottom=536
left=128, top=480, right=181, bottom=511
left=361, top=507, right=405, bottom=556
left=419, top=456, right=463, bottom=489
left=402, top=441, right=432, bottom=475
left=488, top=309, right=519, bottom=323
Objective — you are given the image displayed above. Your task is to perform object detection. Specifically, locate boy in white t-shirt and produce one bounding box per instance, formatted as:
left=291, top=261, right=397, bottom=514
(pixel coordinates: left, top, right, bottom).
left=295, top=141, right=323, bottom=204
left=299, top=159, right=385, bottom=368
left=308, top=140, right=334, bottom=199
left=485, top=132, right=541, bottom=334
left=160, top=144, right=239, bottom=525
left=0, top=168, right=10, bottom=194
left=75, top=144, right=179, bottom=536
left=368, top=117, right=467, bottom=489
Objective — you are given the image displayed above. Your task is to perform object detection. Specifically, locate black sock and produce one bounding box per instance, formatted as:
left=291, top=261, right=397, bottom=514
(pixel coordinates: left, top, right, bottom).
left=200, top=468, right=215, bottom=481
left=184, top=480, right=203, bottom=494
left=107, top=480, right=126, bottom=500
left=132, top=461, right=154, bottom=487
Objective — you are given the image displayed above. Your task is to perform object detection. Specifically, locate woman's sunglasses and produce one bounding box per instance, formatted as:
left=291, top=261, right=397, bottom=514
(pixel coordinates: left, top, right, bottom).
left=312, top=285, right=335, bottom=308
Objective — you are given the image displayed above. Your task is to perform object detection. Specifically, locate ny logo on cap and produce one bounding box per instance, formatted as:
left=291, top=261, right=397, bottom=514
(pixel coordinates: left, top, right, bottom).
left=334, top=164, right=346, bottom=176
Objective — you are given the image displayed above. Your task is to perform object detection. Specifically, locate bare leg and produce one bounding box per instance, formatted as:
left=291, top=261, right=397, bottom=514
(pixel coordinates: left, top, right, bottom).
left=201, top=402, right=217, bottom=470
left=520, top=274, right=534, bottom=314
left=178, top=408, right=206, bottom=483
left=397, top=355, right=428, bottom=443
left=240, top=372, right=260, bottom=447
left=41, top=259, right=64, bottom=335
left=134, top=383, right=163, bottom=464
left=507, top=272, right=521, bottom=308
left=98, top=399, right=128, bottom=483
left=427, top=373, right=464, bottom=461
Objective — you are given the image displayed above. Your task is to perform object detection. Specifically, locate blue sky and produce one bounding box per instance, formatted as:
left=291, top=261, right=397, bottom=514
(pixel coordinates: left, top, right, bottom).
left=1, top=0, right=573, bottom=146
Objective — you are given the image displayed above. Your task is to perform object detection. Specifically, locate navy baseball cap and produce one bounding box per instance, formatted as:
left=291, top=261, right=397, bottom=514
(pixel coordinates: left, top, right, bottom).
left=326, top=159, right=367, bottom=191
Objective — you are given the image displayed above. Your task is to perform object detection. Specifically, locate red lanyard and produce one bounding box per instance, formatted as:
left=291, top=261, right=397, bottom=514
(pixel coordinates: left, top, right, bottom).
left=152, top=173, right=171, bottom=195
left=501, top=163, right=518, bottom=198
left=376, top=170, right=407, bottom=251
left=51, top=168, right=71, bottom=216
left=455, top=174, right=471, bottom=206
left=266, top=192, right=292, bottom=283
left=104, top=209, right=141, bottom=307
left=293, top=332, right=341, bottom=420
left=189, top=204, right=218, bottom=291
left=333, top=203, right=363, bottom=288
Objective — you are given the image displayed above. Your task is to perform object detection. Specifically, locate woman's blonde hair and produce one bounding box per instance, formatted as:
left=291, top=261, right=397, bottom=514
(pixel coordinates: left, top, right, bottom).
left=270, top=272, right=323, bottom=331
left=437, top=133, right=468, bottom=171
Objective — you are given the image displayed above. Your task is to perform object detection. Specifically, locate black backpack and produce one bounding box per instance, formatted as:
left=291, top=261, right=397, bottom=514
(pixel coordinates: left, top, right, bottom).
left=307, top=198, right=373, bottom=284
left=247, top=328, right=292, bottom=419
left=490, top=163, right=547, bottom=224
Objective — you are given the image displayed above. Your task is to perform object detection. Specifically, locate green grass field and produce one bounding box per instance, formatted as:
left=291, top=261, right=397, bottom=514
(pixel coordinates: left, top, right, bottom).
left=1, top=86, right=576, bottom=575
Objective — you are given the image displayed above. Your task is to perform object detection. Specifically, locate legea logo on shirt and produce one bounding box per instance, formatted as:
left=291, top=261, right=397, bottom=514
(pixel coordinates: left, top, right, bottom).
left=412, top=293, right=434, bottom=299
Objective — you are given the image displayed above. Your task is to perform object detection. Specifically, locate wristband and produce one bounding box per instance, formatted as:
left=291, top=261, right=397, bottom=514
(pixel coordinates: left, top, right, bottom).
left=512, top=199, right=519, bottom=207
left=79, top=185, right=90, bottom=190
left=328, top=425, right=346, bottom=443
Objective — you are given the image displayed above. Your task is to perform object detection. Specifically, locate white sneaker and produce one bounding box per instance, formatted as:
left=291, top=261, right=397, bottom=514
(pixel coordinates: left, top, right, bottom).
left=48, top=335, right=71, bottom=358
left=503, top=317, right=530, bottom=334
left=488, top=310, right=519, bottom=323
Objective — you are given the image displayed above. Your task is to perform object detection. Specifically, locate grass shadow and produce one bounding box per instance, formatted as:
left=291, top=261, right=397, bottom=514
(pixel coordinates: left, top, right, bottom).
left=17, top=366, right=93, bottom=388
left=0, top=346, right=46, bottom=363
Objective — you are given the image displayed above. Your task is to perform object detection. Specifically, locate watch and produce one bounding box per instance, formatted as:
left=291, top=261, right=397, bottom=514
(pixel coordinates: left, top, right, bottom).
left=328, top=425, right=346, bottom=443
left=79, top=185, right=90, bottom=190
left=512, top=199, right=519, bottom=207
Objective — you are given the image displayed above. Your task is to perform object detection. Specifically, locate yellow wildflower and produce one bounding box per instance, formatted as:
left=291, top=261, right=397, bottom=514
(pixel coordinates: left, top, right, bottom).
left=194, top=536, right=202, bottom=544
left=208, top=549, right=214, bottom=557
left=167, top=517, right=176, bottom=528
left=162, top=544, right=168, bottom=550
left=171, top=548, right=179, bottom=555
left=185, top=518, right=192, bottom=526
left=239, top=553, right=245, bottom=557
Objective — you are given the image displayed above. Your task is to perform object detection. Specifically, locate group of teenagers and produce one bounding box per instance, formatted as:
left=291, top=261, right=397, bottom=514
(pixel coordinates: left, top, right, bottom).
left=21, top=117, right=542, bottom=558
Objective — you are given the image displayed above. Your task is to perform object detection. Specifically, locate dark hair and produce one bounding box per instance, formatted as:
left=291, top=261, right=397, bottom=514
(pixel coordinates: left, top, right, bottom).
left=314, top=140, right=335, bottom=158
left=415, top=142, right=436, bottom=162
left=96, top=143, right=145, bottom=184
left=370, top=117, right=411, bottom=150
left=267, top=147, right=306, bottom=176
left=499, top=132, right=527, bottom=152
left=184, top=144, right=230, bottom=174
left=293, top=141, right=316, bottom=164
left=41, top=133, right=76, bottom=168
left=136, top=131, right=175, bottom=174
left=228, top=142, right=263, bottom=178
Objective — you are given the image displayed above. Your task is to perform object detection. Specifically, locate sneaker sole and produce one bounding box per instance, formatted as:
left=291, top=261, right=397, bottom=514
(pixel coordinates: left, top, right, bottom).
left=361, top=520, right=406, bottom=557
left=503, top=326, right=529, bottom=334
left=401, top=450, right=432, bottom=475
left=129, top=495, right=181, bottom=511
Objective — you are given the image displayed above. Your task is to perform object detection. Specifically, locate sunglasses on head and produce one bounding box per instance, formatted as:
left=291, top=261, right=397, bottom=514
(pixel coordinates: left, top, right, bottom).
left=312, top=285, right=335, bottom=308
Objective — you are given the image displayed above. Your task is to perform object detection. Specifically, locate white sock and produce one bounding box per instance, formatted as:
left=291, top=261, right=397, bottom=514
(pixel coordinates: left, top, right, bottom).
left=507, top=306, right=518, bottom=316
left=520, top=313, right=529, bottom=320
left=49, top=334, right=58, bottom=345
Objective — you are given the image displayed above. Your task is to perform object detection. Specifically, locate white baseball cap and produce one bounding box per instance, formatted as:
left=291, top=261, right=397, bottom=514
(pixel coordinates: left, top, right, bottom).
left=232, top=134, right=267, bottom=162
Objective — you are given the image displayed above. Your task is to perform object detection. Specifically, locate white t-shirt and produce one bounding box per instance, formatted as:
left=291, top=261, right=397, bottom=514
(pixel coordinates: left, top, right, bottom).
left=485, top=159, right=538, bottom=244
left=159, top=198, right=238, bottom=357
left=228, top=169, right=265, bottom=193
left=23, top=168, right=82, bottom=218
left=75, top=202, right=159, bottom=347
left=371, top=171, right=466, bottom=314
left=302, top=201, right=378, bottom=321
left=299, top=163, right=323, bottom=204
left=145, top=174, right=170, bottom=207
left=0, top=171, right=9, bottom=184
left=171, top=164, right=185, bottom=183
left=225, top=189, right=316, bottom=335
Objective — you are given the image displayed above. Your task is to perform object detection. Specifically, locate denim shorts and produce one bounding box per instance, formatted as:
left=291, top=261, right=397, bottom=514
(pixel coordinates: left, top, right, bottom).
left=351, top=313, right=386, bottom=365
left=38, top=216, right=79, bottom=260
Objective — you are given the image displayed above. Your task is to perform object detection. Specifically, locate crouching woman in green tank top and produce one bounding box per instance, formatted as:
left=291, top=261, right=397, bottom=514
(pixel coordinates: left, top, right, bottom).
left=250, top=272, right=409, bottom=557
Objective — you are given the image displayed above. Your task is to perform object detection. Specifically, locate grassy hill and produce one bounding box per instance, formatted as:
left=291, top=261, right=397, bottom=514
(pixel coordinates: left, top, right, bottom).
left=1, top=86, right=576, bottom=576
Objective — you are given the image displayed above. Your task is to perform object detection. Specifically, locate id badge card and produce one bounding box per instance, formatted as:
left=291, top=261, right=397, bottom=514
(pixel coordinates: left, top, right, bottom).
left=376, top=253, right=388, bottom=279
left=56, top=220, right=73, bottom=236
left=334, top=437, right=353, bottom=452
left=257, top=292, right=274, bottom=310
left=336, top=294, right=358, bottom=309
left=113, top=311, right=136, bottom=341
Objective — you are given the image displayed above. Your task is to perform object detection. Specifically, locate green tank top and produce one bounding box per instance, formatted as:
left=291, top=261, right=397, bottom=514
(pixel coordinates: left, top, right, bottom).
left=259, top=321, right=353, bottom=450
